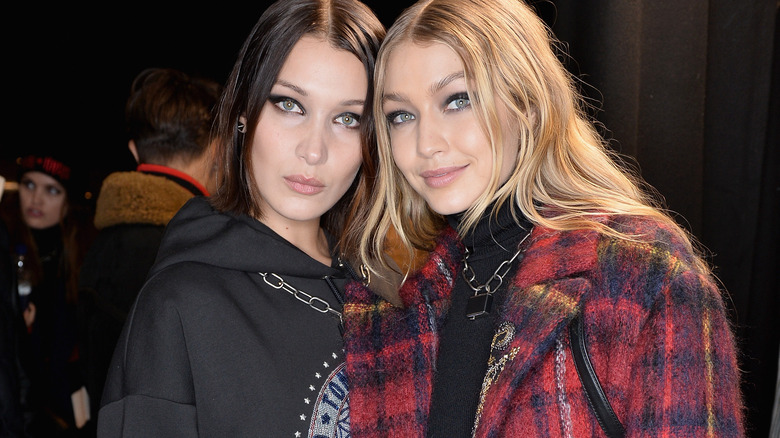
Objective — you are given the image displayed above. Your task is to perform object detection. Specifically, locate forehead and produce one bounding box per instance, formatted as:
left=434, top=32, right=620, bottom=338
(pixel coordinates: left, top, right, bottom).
left=277, top=34, right=367, bottom=95
left=383, top=41, right=464, bottom=90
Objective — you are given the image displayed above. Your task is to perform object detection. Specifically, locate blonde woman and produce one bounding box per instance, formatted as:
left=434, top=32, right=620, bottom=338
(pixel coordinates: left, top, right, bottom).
left=342, top=0, right=745, bottom=436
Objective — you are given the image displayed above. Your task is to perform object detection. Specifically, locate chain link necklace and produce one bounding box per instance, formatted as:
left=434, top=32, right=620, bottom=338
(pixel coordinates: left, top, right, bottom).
left=257, top=258, right=362, bottom=333
left=462, top=230, right=532, bottom=320
left=258, top=272, right=343, bottom=322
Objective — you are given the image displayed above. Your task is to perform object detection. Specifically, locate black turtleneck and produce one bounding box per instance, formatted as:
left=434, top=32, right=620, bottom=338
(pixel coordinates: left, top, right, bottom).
left=427, top=202, right=532, bottom=437
left=31, top=225, right=63, bottom=265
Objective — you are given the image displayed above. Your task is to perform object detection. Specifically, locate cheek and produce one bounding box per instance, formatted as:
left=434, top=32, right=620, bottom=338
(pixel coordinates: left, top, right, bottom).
left=250, top=135, right=282, bottom=177
left=336, top=142, right=364, bottom=186
left=390, top=137, right=415, bottom=175
left=345, top=154, right=362, bottom=181
left=391, top=147, right=423, bottom=193
left=47, top=196, right=66, bottom=214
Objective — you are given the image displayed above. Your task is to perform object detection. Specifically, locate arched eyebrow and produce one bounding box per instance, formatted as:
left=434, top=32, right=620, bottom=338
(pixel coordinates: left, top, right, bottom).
left=275, top=79, right=307, bottom=96
left=429, top=71, right=465, bottom=96
left=382, top=92, right=406, bottom=105
left=382, top=71, right=466, bottom=105
left=275, top=79, right=364, bottom=107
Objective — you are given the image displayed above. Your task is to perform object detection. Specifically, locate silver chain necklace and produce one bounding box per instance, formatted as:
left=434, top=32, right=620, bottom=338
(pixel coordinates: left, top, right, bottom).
left=462, top=230, right=532, bottom=320
left=258, top=272, right=343, bottom=324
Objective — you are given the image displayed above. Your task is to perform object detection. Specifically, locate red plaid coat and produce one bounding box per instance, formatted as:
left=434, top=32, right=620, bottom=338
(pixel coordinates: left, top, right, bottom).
left=343, top=215, right=744, bottom=437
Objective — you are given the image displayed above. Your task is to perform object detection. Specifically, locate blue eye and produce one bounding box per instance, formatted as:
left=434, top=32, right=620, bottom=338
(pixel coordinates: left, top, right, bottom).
left=387, top=111, right=415, bottom=126
left=336, top=113, right=361, bottom=128
left=446, top=93, right=470, bottom=111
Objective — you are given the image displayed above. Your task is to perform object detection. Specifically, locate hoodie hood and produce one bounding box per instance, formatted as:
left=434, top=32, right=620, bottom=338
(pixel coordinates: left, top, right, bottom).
left=149, top=196, right=346, bottom=280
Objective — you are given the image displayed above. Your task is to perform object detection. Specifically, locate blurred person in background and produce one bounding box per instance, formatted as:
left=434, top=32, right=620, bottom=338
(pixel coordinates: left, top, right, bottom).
left=77, top=67, right=221, bottom=428
left=6, top=153, right=93, bottom=437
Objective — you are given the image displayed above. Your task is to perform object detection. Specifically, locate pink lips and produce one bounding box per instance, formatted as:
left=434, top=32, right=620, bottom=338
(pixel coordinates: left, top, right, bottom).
left=285, top=175, right=325, bottom=195
left=420, top=165, right=466, bottom=188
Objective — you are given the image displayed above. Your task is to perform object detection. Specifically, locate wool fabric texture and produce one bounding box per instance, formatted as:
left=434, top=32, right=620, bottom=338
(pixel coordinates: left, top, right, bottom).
left=92, top=171, right=195, bottom=229
left=342, top=215, right=744, bottom=437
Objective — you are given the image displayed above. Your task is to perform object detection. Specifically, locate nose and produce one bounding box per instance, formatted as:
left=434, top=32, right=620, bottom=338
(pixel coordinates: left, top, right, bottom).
left=296, top=123, right=328, bottom=165
left=28, top=187, right=44, bottom=204
left=416, top=114, right=448, bottom=157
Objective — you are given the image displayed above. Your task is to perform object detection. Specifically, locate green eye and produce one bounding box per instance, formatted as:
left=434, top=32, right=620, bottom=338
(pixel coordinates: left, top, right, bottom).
left=270, top=96, right=303, bottom=114
left=336, top=113, right=360, bottom=128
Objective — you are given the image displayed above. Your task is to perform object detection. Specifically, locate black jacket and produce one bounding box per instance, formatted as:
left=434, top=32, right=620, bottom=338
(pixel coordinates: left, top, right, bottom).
left=0, top=218, right=24, bottom=437
left=78, top=169, right=200, bottom=420
left=97, top=196, right=354, bottom=437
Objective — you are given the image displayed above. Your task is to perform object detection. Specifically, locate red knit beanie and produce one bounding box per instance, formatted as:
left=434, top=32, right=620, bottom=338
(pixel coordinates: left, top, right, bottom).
left=17, top=155, right=73, bottom=193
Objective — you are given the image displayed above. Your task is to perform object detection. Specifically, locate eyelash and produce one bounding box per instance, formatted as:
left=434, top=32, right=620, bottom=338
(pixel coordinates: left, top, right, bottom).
left=269, top=96, right=303, bottom=114
left=386, top=111, right=414, bottom=126
left=445, top=93, right=471, bottom=111
left=269, top=95, right=361, bottom=129
left=385, top=92, right=471, bottom=126
left=336, top=113, right=361, bottom=129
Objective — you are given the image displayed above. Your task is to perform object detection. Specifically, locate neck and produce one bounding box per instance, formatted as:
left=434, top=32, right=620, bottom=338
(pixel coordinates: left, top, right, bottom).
left=448, top=200, right=532, bottom=259
left=262, top=217, right=332, bottom=266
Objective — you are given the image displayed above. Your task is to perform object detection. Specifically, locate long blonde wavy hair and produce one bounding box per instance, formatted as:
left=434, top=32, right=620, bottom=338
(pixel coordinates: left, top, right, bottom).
left=358, top=0, right=707, bottom=283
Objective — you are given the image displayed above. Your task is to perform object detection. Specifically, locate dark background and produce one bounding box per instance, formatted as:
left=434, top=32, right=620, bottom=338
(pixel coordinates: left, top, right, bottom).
left=2, top=1, right=777, bottom=435
left=1, top=1, right=411, bottom=181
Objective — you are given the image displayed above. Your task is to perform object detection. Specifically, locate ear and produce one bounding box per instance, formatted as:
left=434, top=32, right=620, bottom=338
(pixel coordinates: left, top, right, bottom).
left=237, top=116, right=248, bottom=133
left=128, top=140, right=140, bottom=163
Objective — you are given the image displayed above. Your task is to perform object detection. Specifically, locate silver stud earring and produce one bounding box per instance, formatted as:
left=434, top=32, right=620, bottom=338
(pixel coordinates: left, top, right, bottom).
left=237, top=121, right=246, bottom=133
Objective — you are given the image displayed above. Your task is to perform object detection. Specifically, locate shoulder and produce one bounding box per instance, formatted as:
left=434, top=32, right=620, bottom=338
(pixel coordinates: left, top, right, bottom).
left=95, top=171, right=195, bottom=229
left=140, top=261, right=224, bottom=303
left=599, top=215, right=703, bottom=272
left=521, top=214, right=706, bottom=283
left=122, top=262, right=234, bottom=332
left=587, top=215, right=719, bottom=307
left=86, top=223, right=165, bottom=251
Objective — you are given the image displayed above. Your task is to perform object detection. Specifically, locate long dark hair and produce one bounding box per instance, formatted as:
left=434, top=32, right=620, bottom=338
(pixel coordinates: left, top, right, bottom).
left=5, top=179, right=87, bottom=305
left=210, top=0, right=385, bottom=257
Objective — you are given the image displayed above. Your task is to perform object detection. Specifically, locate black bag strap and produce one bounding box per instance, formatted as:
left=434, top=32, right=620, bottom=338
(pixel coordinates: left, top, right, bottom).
left=569, top=314, right=626, bottom=438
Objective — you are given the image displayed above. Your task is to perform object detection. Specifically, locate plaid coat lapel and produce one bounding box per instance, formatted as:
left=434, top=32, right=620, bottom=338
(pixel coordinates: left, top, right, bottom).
left=474, top=226, right=600, bottom=436
left=343, top=226, right=463, bottom=437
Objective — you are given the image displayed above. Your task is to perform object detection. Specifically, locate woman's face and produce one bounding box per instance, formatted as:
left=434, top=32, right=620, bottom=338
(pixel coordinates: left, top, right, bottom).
left=18, top=171, right=68, bottom=229
left=381, top=41, right=518, bottom=215
left=250, top=35, right=366, bottom=231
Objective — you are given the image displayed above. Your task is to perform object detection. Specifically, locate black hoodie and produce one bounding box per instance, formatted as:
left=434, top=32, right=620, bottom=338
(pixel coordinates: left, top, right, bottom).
left=98, top=196, right=354, bottom=437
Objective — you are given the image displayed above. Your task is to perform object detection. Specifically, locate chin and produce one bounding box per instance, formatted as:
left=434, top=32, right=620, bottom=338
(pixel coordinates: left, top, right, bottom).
left=423, top=189, right=476, bottom=216
left=428, top=202, right=468, bottom=216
